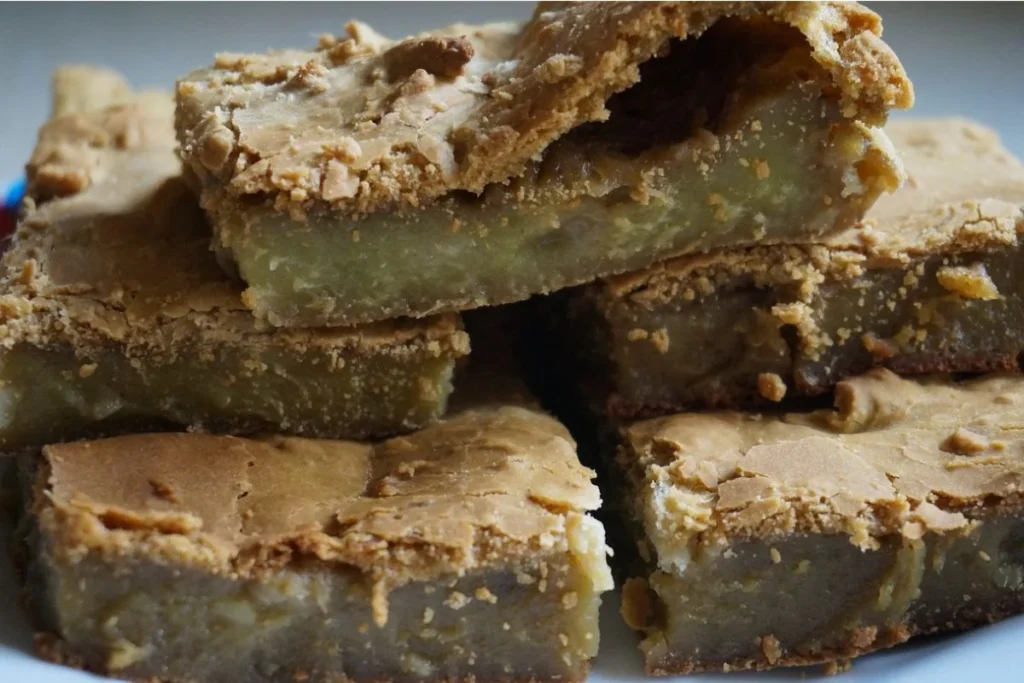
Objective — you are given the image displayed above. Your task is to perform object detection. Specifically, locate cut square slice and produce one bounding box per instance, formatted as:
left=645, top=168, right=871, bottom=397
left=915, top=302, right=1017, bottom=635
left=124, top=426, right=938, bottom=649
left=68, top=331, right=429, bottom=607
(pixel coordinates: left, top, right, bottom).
left=559, top=118, right=1024, bottom=416
left=0, top=66, right=467, bottom=451
left=615, top=370, right=1024, bottom=673
left=177, top=2, right=911, bottom=326
left=11, top=395, right=612, bottom=681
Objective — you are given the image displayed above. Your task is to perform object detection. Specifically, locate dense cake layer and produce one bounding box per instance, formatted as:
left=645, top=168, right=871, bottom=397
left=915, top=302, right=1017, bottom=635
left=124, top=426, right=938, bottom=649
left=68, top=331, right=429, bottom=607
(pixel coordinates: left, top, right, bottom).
left=561, top=118, right=1024, bottom=416
left=0, top=67, right=467, bottom=450
left=177, top=2, right=911, bottom=325
left=12, top=396, right=613, bottom=681
left=615, top=370, right=1024, bottom=673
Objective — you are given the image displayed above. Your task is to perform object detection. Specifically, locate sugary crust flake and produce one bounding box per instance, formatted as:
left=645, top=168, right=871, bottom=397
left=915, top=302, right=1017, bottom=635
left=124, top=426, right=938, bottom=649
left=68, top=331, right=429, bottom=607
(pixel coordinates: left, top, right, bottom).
left=176, top=1, right=912, bottom=216
left=36, top=407, right=602, bottom=585
left=623, top=370, right=1024, bottom=557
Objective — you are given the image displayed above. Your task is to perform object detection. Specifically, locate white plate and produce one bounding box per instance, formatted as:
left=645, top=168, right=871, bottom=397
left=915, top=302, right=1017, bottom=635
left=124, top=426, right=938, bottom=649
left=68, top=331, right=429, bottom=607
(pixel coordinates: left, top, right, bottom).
left=2, top=537, right=1021, bottom=682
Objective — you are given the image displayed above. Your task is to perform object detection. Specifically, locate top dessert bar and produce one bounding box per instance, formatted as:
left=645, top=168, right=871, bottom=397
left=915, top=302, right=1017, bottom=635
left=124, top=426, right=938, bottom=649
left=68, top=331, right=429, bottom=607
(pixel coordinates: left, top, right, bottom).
left=0, top=67, right=467, bottom=451
left=177, top=1, right=912, bottom=326
left=565, top=118, right=1024, bottom=416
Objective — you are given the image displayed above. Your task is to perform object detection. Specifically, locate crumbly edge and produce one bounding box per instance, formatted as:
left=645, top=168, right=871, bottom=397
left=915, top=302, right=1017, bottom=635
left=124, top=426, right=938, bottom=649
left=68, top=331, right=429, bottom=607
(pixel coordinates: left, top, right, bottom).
left=602, top=200, right=1024, bottom=308
left=619, top=436, right=1024, bottom=555
left=28, top=440, right=605, bottom=591
left=176, top=1, right=912, bottom=215
left=581, top=201, right=1024, bottom=414
left=594, top=313, right=1024, bottom=418
left=0, top=289, right=471, bottom=362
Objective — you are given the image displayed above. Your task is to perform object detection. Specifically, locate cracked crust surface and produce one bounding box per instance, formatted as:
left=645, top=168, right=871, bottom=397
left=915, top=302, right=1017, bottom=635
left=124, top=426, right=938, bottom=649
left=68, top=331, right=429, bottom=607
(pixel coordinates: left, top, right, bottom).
left=176, top=1, right=911, bottom=217
left=622, top=369, right=1024, bottom=552
left=1, top=66, right=467, bottom=362
left=34, top=406, right=605, bottom=585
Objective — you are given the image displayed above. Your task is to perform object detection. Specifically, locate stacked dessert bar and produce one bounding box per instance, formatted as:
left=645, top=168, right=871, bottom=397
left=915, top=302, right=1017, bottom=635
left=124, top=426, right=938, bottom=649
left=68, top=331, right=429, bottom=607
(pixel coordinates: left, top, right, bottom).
left=582, top=119, right=1024, bottom=673
left=3, top=66, right=609, bottom=683
left=4, top=2, right=1023, bottom=681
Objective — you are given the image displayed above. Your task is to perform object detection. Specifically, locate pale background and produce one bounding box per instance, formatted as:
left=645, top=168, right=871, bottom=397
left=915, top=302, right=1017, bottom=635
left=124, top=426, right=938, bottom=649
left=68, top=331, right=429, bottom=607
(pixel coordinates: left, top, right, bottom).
left=0, top=1, right=1023, bottom=185
left=0, top=2, right=1023, bottom=681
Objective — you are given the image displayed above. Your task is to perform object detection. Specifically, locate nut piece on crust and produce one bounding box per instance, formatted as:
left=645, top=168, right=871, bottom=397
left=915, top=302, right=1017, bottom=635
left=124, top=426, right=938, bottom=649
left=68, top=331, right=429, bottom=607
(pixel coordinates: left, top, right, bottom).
left=384, top=36, right=475, bottom=81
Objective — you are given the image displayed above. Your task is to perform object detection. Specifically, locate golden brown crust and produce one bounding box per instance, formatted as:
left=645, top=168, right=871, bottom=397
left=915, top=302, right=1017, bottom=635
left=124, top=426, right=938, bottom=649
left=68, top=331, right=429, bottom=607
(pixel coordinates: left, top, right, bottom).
left=623, top=370, right=1024, bottom=559
left=3, top=67, right=467, bottom=362
left=37, top=407, right=605, bottom=586
left=176, top=1, right=911, bottom=217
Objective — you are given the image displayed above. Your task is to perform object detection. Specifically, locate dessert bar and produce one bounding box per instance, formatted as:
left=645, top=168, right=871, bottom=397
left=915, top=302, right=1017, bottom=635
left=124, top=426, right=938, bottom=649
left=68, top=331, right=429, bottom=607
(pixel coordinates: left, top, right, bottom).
left=12, top=403, right=612, bottom=681
left=0, top=67, right=467, bottom=451
left=562, top=118, right=1024, bottom=416
left=177, top=1, right=911, bottom=326
left=616, top=369, right=1024, bottom=673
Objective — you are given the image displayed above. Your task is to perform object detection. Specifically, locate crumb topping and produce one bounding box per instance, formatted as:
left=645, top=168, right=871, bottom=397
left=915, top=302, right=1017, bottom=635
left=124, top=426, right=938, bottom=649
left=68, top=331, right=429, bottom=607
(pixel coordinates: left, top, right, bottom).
left=757, top=373, right=788, bottom=402
left=176, top=2, right=911, bottom=217
left=623, top=370, right=1024, bottom=567
left=935, top=263, right=1000, bottom=300
left=37, top=406, right=604, bottom=588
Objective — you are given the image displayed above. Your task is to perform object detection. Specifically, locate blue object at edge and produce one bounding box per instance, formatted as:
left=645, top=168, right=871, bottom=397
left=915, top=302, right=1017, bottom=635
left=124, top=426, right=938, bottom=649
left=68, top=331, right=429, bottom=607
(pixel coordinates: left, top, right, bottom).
left=3, top=177, right=25, bottom=210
